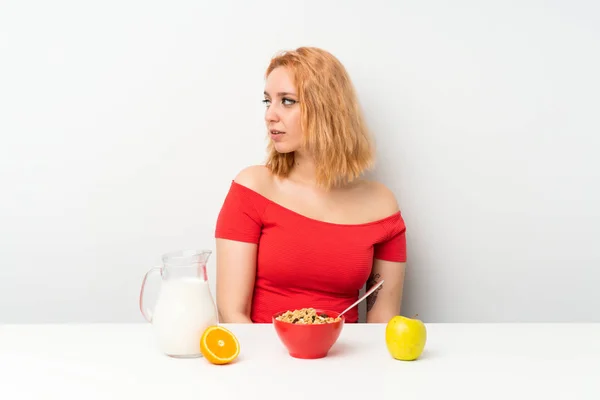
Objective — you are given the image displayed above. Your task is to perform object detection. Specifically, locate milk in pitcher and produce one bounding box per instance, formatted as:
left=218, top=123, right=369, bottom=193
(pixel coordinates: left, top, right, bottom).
left=151, top=277, right=218, bottom=357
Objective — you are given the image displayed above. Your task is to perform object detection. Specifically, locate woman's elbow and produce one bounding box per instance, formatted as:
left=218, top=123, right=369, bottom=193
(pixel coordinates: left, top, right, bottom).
left=218, top=308, right=253, bottom=323
left=216, top=293, right=253, bottom=323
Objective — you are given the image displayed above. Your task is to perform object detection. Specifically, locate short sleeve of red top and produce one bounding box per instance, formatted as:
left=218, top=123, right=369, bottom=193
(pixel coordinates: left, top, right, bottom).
left=215, top=181, right=407, bottom=323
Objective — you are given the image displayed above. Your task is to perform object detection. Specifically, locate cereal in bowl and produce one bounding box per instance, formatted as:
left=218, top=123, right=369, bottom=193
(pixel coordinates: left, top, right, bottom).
left=276, top=308, right=341, bottom=324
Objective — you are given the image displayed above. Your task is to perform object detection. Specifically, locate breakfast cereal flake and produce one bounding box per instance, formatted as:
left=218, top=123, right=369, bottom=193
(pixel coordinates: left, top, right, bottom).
left=276, top=308, right=341, bottom=324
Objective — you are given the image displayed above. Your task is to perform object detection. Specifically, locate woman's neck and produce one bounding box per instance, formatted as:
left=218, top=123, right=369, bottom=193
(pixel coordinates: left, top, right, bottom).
left=286, top=150, right=360, bottom=191
left=288, top=150, right=318, bottom=186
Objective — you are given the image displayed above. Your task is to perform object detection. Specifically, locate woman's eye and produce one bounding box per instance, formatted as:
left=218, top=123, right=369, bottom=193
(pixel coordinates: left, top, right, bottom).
left=262, top=99, right=271, bottom=107
left=282, top=98, right=297, bottom=106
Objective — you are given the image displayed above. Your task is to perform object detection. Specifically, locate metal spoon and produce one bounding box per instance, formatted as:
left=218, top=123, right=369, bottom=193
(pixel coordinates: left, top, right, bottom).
left=338, top=279, right=384, bottom=318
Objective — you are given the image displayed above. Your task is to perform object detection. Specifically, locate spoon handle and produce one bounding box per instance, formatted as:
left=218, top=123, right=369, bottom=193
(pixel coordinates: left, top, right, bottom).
left=339, top=279, right=384, bottom=317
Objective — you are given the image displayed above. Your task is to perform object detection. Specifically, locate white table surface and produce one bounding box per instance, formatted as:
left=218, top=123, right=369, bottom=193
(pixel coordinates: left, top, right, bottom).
left=1, top=323, right=599, bottom=399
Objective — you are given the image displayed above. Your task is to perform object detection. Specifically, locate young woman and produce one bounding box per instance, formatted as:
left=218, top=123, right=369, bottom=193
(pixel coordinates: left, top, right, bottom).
left=214, top=47, right=407, bottom=324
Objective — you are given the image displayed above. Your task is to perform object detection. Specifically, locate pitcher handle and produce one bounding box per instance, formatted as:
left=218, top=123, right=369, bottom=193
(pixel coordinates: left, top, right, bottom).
left=139, top=267, right=161, bottom=323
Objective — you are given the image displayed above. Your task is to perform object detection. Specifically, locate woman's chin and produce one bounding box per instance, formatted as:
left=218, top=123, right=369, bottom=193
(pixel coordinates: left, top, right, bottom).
left=272, top=143, right=297, bottom=154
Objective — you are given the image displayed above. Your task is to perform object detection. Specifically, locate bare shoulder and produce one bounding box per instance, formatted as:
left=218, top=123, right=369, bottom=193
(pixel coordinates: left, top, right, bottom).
left=356, top=180, right=400, bottom=217
left=233, top=165, right=274, bottom=196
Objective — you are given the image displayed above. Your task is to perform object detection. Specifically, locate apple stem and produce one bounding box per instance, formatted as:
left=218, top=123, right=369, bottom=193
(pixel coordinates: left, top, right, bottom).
left=413, top=313, right=419, bottom=318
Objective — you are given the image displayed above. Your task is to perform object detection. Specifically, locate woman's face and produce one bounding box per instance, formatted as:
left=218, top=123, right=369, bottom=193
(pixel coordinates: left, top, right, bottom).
left=263, top=67, right=303, bottom=154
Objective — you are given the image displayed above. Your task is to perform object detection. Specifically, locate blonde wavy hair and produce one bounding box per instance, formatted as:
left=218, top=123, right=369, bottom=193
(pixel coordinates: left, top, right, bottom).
left=264, top=47, right=375, bottom=189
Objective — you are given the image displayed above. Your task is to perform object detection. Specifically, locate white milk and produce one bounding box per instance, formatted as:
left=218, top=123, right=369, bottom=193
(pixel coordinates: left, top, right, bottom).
left=151, top=277, right=218, bottom=357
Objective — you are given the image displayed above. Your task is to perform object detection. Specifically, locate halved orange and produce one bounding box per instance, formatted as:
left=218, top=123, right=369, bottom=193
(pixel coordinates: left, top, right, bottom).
left=200, top=325, right=240, bottom=365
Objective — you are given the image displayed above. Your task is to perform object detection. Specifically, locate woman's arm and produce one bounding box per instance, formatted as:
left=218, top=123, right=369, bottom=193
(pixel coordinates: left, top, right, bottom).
left=365, top=259, right=406, bottom=323
left=215, top=238, right=257, bottom=323
left=363, top=181, right=407, bottom=323
left=214, top=166, right=271, bottom=323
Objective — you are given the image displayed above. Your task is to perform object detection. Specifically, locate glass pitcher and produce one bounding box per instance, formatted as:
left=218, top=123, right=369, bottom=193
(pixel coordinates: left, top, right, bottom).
left=139, top=249, right=218, bottom=358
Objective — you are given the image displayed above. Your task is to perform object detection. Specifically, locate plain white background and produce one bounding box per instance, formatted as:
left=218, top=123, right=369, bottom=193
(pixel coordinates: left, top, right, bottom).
left=1, top=0, right=598, bottom=323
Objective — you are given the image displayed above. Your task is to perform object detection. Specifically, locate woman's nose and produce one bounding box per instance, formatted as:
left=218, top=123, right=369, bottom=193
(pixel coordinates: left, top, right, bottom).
left=265, top=104, right=279, bottom=123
